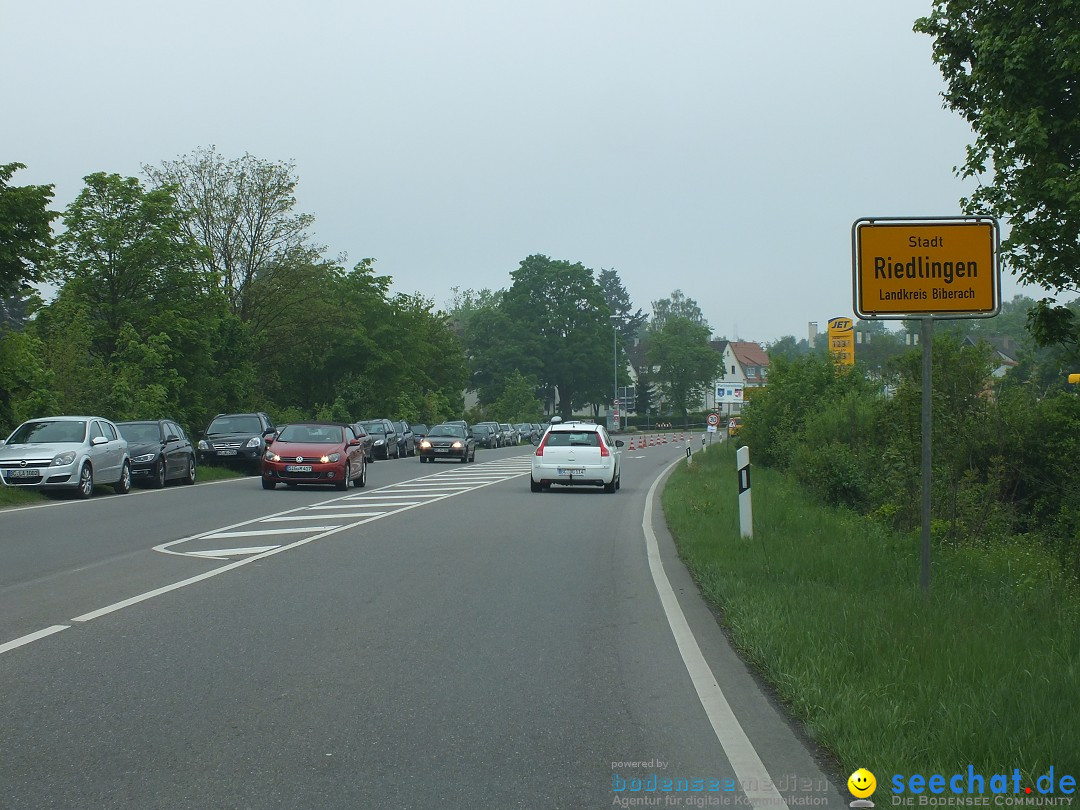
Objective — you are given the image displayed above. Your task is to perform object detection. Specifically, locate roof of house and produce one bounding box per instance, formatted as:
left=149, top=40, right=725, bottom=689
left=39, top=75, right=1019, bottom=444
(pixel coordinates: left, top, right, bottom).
left=729, top=341, right=770, bottom=368
left=963, top=333, right=1020, bottom=364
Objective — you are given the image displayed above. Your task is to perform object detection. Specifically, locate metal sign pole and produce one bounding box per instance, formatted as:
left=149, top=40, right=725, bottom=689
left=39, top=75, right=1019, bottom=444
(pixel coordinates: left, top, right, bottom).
left=920, top=317, right=933, bottom=594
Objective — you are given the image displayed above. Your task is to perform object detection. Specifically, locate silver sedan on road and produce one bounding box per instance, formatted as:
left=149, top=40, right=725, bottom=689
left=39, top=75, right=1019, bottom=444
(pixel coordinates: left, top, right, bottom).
left=0, top=416, right=132, bottom=498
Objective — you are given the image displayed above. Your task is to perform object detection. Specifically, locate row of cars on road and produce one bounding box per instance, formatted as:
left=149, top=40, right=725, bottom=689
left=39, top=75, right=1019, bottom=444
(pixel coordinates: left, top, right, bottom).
left=0, top=416, right=198, bottom=499
left=0, top=409, right=550, bottom=500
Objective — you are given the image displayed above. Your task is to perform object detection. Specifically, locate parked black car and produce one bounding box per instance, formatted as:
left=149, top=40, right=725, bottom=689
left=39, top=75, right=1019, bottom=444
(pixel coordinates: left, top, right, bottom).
left=471, top=424, right=497, bottom=449
left=394, top=420, right=416, bottom=457
left=358, top=419, right=399, bottom=459
left=196, top=412, right=275, bottom=472
left=411, top=424, right=429, bottom=443
left=117, top=419, right=197, bottom=487
left=350, top=422, right=375, bottom=464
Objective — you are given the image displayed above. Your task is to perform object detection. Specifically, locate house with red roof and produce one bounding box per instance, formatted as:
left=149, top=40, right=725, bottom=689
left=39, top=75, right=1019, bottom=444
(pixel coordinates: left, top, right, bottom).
left=706, top=340, right=769, bottom=414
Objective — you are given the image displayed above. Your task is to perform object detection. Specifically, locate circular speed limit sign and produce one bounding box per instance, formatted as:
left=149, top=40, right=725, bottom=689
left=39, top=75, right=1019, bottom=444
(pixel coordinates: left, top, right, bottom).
left=707, top=413, right=719, bottom=427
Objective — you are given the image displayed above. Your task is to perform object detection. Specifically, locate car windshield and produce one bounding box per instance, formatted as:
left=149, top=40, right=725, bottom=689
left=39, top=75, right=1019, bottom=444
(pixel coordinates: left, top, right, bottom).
left=429, top=425, right=465, bottom=437
left=472, top=426, right=489, bottom=435
left=117, top=423, right=161, bottom=444
left=359, top=421, right=387, bottom=435
left=8, top=420, right=88, bottom=444
left=276, top=425, right=344, bottom=444
left=207, top=416, right=263, bottom=435
left=543, top=430, right=600, bottom=448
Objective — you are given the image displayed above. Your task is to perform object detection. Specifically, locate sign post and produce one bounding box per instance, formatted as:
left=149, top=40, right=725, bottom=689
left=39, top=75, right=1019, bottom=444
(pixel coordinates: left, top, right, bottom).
left=852, top=216, right=1000, bottom=594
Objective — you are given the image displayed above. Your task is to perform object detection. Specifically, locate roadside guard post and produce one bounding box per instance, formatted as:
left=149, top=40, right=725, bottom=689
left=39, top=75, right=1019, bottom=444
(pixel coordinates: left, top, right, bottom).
left=737, top=445, right=752, bottom=539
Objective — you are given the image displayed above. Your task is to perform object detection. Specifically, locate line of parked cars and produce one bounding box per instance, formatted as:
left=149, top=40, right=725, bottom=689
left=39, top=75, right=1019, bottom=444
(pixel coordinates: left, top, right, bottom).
left=0, top=410, right=547, bottom=499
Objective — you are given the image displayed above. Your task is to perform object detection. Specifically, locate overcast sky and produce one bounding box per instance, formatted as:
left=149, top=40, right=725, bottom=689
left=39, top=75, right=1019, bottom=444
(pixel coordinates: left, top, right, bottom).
left=2, top=1, right=1042, bottom=343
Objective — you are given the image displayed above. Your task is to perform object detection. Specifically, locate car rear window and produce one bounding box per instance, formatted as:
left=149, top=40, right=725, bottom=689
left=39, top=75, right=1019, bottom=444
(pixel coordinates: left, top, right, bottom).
left=543, top=430, right=600, bottom=447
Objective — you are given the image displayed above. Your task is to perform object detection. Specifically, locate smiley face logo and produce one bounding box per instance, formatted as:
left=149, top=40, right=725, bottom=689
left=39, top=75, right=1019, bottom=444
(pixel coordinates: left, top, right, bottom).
left=848, top=768, right=877, bottom=799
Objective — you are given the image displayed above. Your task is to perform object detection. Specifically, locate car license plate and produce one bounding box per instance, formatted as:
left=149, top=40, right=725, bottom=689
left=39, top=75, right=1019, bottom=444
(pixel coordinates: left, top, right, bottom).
left=435, top=448, right=448, bottom=453
left=558, top=467, right=585, bottom=476
left=6, top=469, right=38, bottom=479
left=217, top=449, right=237, bottom=456
left=286, top=465, right=312, bottom=472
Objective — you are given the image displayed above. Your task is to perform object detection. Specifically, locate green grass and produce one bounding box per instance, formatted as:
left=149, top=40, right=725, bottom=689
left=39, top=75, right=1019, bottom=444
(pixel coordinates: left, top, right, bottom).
left=662, top=442, right=1080, bottom=787
left=0, top=485, right=46, bottom=508
left=195, top=464, right=248, bottom=483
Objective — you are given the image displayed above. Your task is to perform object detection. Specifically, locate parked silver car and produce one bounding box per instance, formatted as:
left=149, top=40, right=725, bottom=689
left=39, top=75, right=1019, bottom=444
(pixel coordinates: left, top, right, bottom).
left=0, top=416, right=132, bottom=498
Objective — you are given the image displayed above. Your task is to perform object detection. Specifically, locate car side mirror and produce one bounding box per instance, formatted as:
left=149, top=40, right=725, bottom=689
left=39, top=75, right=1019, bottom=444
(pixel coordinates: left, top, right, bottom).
left=348, top=439, right=361, bottom=447
left=91, top=436, right=108, bottom=446
left=262, top=428, right=276, bottom=436
left=165, top=434, right=180, bottom=444
left=615, top=440, right=625, bottom=447
left=265, top=436, right=275, bottom=446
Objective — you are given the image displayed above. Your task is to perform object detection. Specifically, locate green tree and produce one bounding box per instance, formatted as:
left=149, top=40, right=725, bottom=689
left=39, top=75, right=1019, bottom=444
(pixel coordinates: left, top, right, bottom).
left=0, top=162, right=57, bottom=301
left=492, top=370, right=543, bottom=422
left=650, top=289, right=709, bottom=332
left=502, top=254, right=611, bottom=419
left=144, top=146, right=323, bottom=328
left=645, top=316, right=722, bottom=423
left=915, top=3, right=1080, bottom=344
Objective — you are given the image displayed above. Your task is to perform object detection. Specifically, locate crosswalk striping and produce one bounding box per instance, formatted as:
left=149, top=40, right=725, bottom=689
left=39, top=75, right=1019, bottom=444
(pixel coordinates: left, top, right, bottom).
left=154, top=455, right=534, bottom=559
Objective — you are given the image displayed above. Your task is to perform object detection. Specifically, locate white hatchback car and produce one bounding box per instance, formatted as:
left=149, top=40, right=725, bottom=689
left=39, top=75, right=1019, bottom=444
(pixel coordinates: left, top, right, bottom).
left=530, top=421, right=624, bottom=493
left=0, top=416, right=132, bottom=498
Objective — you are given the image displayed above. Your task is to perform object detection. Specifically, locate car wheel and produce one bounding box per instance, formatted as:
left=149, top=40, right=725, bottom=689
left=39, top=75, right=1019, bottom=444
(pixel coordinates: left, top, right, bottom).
left=114, top=462, right=132, bottom=494
left=262, top=478, right=276, bottom=490
left=459, top=451, right=468, bottom=463
left=184, top=456, right=197, bottom=485
left=337, top=462, right=351, bottom=491
left=356, top=459, right=366, bottom=488
left=530, top=478, right=541, bottom=493
left=153, top=459, right=167, bottom=489
left=77, top=463, right=94, bottom=499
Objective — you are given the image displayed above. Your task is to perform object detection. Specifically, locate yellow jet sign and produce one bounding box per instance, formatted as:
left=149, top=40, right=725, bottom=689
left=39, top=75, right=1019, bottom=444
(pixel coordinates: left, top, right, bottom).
left=852, top=218, right=999, bottom=318
left=828, top=316, right=855, bottom=366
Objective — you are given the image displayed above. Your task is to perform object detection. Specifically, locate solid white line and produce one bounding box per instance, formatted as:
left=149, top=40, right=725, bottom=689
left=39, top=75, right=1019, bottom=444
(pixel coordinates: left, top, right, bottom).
left=201, top=527, right=334, bottom=539
left=186, top=546, right=279, bottom=557
left=0, top=624, right=68, bottom=655
left=262, top=513, right=385, bottom=521
left=643, top=458, right=788, bottom=810
left=312, top=502, right=415, bottom=509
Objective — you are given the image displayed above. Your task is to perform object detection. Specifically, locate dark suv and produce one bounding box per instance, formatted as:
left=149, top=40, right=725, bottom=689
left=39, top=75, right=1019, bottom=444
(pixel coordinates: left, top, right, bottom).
left=197, top=412, right=275, bottom=472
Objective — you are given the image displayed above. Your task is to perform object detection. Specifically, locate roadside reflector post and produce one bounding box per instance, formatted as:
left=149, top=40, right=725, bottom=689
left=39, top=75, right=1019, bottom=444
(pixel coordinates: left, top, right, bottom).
left=685, top=443, right=692, bottom=467
left=737, top=445, right=752, bottom=539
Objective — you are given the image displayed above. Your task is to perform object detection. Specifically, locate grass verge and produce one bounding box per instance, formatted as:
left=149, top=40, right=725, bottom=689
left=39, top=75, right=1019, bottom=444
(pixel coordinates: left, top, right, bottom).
left=196, top=464, right=248, bottom=483
left=661, top=441, right=1079, bottom=788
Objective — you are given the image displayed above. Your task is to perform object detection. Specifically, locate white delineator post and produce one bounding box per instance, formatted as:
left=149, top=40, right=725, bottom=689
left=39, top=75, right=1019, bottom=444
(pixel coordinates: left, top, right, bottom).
left=737, top=445, right=752, bottom=539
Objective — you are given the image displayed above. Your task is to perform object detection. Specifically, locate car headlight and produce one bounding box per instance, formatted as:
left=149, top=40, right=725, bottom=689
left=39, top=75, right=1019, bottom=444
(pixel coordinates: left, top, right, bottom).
left=51, top=451, right=77, bottom=466
left=419, top=440, right=431, bottom=449
left=245, top=437, right=261, bottom=448
left=320, top=453, right=341, bottom=464
left=265, top=451, right=281, bottom=462
left=197, top=440, right=209, bottom=450
left=452, top=441, right=463, bottom=448
left=373, top=439, right=384, bottom=446
left=131, top=453, right=157, bottom=463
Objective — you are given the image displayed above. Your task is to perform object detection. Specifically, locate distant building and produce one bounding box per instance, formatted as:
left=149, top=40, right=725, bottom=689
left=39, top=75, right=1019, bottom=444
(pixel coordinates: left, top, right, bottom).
left=705, top=340, right=769, bottom=414
left=962, top=333, right=1020, bottom=378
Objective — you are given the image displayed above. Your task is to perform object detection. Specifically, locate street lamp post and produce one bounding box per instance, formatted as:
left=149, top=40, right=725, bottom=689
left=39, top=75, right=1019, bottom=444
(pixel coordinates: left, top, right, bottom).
left=610, top=315, right=623, bottom=429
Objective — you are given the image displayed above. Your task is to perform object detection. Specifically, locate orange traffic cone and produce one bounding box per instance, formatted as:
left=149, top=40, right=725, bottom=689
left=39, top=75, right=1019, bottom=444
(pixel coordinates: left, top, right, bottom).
left=662, top=434, right=668, bottom=444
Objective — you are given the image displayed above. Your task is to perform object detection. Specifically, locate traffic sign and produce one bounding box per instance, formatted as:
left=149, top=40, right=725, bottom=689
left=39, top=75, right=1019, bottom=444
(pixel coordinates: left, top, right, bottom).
left=707, top=413, right=719, bottom=427
left=852, top=217, right=1000, bottom=319
left=729, top=418, right=737, bottom=430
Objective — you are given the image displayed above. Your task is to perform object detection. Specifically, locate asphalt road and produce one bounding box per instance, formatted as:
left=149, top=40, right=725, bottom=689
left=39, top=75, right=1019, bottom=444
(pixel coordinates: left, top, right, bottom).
left=0, top=440, right=847, bottom=809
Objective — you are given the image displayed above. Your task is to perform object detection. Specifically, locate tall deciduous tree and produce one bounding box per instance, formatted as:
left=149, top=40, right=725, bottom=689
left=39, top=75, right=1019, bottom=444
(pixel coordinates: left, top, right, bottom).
left=502, top=254, right=611, bottom=419
left=650, top=289, right=710, bottom=332
left=646, top=316, right=722, bottom=422
left=144, top=146, right=323, bottom=328
left=915, top=3, right=1080, bottom=344
left=0, top=163, right=57, bottom=330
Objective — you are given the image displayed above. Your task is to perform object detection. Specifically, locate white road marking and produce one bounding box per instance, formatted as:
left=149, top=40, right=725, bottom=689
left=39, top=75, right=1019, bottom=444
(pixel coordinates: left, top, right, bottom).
left=262, top=513, right=385, bottom=521
left=186, top=546, right=280, bottom=558
left=0, top=625, right=68, bottom=655
left=310, top=501, right=417, bottom=509
left=201, top=527, right=335, bottom=539
left=643, top=458, right=787, bottom=810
